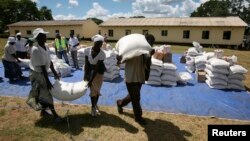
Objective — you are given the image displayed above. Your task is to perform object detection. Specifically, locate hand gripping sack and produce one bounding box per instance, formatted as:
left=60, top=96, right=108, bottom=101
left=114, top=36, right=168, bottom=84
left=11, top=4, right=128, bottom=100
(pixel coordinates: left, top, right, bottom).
left=115, top=34, right=152, bottom=63
left=51, top=80, right=88, bottom=101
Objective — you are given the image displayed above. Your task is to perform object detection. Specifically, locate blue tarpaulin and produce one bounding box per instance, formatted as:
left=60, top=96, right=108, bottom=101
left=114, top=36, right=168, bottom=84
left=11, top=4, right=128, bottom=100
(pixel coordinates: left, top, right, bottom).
left=0, top=54, right=250, bottom=120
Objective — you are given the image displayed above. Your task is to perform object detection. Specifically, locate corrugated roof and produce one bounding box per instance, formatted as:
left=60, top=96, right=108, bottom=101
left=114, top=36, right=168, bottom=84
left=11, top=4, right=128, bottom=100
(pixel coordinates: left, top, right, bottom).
left=8, top=20, right=88, bottom=27
left=100, top=17, right=247, bottom=27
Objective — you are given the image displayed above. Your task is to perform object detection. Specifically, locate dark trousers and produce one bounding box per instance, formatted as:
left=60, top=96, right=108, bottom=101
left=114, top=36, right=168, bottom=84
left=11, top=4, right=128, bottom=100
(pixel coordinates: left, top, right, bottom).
left=16, top=51, right=27, bottom=59
left=40, top=102, right=58, bottom=117
left=57, top=50, right=69, bottom=64
left=118, top=82, right=142, bottom=120
left=71, top=50, right=79, bottom=68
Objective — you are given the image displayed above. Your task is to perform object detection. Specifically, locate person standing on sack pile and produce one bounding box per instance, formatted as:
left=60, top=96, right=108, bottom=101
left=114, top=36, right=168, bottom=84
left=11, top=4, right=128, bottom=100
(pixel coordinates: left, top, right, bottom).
left=68, top=32, right=80, bottom=69
left=2, top=36, right=24, bottom=83
left=27, top=28, right=62, bottom=123
left=83, top=34, right=106, bottom=116
left=54, top=33, right=69, bottom=65
left=15, top=32, right=28, bottom=59
left=116, top=34, right=155, bottom=125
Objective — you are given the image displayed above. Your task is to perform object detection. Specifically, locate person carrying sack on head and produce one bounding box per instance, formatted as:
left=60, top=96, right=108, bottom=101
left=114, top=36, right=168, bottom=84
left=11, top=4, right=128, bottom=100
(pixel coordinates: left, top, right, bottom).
left=54, top=33, right=69, bottom=65
left=2, top=36, right=24, bottom=83
left=83, top=34, right=106, bottom=116
left=68, top=32, right=80, bottom=69
left=27, top=28, right=62, bottom=123
left=116, top=34, right=155, bottom=126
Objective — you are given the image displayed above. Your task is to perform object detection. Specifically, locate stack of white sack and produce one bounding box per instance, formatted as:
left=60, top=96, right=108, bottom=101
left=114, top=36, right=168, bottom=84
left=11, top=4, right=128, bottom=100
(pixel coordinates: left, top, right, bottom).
left=146, top=57, right=163, bottom=85
left=186, top=41, right=203, bottom=57
left=161, top=62, right=178, bottom=86
left=227, top=65, right=247, bottom=90
left=103, top=49, right=120, bottom=81
left=195, top=55, right=207, bottom=71
left=76, top=48, right=86, bottom=67
left=205, top=58, right=230, bottom=89
left=49, top=55, right=72, bottom=77
left=185, top=56, right=195, bottom=73
left=115, top=34, right=152, bottom=63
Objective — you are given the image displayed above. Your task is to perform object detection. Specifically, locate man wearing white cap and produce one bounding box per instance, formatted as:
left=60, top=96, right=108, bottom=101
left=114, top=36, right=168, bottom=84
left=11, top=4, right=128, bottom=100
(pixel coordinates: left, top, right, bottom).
left=27, top=28, right=61, bottom=123
left=15, top=32, right=28, bottom=59
left=2, top=36, right=23, bottom=83
left=83, top=34, right=106, bottom=116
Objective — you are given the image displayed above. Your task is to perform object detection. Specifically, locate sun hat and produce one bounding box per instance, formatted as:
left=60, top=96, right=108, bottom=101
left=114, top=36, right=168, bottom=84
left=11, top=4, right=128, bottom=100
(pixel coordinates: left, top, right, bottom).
left=7, top=36, right=16, bottom=43
left=16, top=32, right=21, bottom=36
left=31, top=28, right=49, bottom=40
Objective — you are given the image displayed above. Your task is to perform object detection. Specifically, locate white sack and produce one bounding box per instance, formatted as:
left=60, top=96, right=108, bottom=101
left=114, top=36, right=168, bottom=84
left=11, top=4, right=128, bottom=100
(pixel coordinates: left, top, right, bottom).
left=51, top=80, right=88, bottom=101
left=162, top=81, right=177, bottom=86
left=205, top=69, right=228, bottom=82
left=229, top=65, right=248, bottom=74
left=162, top=70, right=178, bottom=76
left=116, top=34, right=152, bottom=62
left=227, top=83, right=245, bottom=90
left=228, top=74, right=246, bottom=80
left=206, top=80, right=227, bottom=89
left=163, top=63, right=177, bottom=70
left=207, top=58, right=229, bottom=69
left=206, top=75, right=228, bottom=86
left=161, top=74, right=178, bottom=82
left=146, top=81, right=161, bottom=86
left=18, top=58, right=30, bottom=68
left=206, top=64, right=229, bottom=75
left=178, top=72, right=193, bottom=82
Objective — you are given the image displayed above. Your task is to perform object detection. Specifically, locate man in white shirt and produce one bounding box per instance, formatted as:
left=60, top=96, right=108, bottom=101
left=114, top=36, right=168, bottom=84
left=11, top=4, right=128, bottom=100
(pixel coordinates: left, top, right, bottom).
left=15, top=32, right=28, bottom=59
left=68, top=32, right=80, bottom=69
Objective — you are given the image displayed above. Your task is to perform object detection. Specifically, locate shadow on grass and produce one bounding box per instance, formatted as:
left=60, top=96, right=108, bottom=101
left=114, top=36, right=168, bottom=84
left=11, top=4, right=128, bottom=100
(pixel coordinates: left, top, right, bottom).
left=123, top=112, right=192, bottom=141
left=35, top=111, right=138, bottom=136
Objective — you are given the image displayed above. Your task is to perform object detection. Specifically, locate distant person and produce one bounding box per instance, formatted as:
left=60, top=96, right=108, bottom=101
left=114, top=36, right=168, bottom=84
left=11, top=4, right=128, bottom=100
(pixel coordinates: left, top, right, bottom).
left=25, top=38, right=34, bottom=58
left=83, top=34, right=106, bottom=116
left=2, top=36, right=23, bottom=83
left=116, top=34, right=155, bottom=125
left=54, top=33, right=69, bottom=64
left=104, top=33, right=108, bottom=42
left=68, top=32, right=80, bottom=69
left=27, top=28, right=61, bottom=123
left=15, top=32, right=28, bottom=59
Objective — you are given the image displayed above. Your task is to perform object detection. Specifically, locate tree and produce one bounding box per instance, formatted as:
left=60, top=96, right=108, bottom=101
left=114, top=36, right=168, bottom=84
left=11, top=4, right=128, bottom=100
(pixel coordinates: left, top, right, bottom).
left=191, top=0, right=231, bottom=17
left=130, top=16, right=145, bottom=18
left=39, top=6, right=53, bottom=20
left=0, top=0, right=53, bottom=34
left=87, top=18, right=103, bottom=25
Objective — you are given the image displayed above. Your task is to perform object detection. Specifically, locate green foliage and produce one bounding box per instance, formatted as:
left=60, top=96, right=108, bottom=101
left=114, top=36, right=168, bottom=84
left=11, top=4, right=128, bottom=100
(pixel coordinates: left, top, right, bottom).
left=87, top=18, right=103, bottom=25
left=191, top=0, right=250, bottom=25
left=0, top=0, right=53, bottom=33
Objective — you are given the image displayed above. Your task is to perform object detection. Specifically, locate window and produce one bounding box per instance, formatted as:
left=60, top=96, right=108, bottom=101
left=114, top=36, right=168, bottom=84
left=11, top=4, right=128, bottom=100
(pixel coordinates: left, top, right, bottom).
left=15, top=30, right=19, bottom=34
left=108, top=29, right=113, bottom=37
left=142, top=30, right=148, bottom=35
left=223, top=31, right=231, bottom=40
left=183, top=30, right=190, bottom=39
left=161, top=30, right=168, bottom=36
left=70, top=30, right=74, bottom=35
left=55, top=30, right=59, bottom=34
left=202, top=31, right=209, bottom=39
left=125, top=29, right=131, bottom=35
left=26, top=30, right=32, bottom=35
